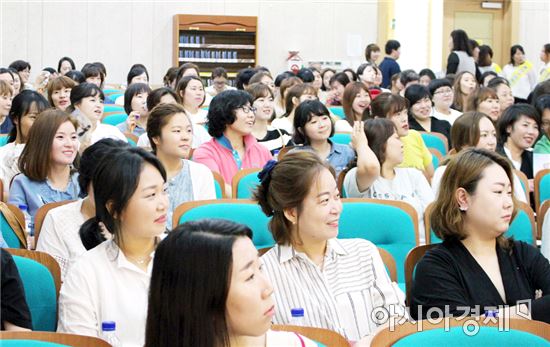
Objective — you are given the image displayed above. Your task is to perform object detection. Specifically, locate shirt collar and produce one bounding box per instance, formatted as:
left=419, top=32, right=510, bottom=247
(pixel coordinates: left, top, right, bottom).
left=327, top=139, right=340, bottom=156
left=105, top=239, right=157, bottom=275
left=276, top=238, right=348, bottom=264
left=216, top=134, right=256, bottom=151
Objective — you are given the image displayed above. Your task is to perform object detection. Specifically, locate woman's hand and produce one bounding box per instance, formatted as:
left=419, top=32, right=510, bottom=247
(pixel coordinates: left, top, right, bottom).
left=126, top=111, right=140, bottom=133
left=351, top=121, right=368, bottom=151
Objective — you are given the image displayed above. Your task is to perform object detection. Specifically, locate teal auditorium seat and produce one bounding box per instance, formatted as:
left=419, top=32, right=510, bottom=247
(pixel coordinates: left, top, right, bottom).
left=535, top=169, right=550, bottom=212
left=0, top=135, right=8, bottom=147
left=103, top=104, right=125, bottom=113
left=393, top=326, right=549, bottom=347
left=338, top=198, right=418, bottom=282
left=1, top=341, right=70, bottom=347
left=173, top=199, right=275, bottom=249
left=328, top=106, right=345, bottom=119
left=102, top=113, right=127, bottom=126
left=420, top=131, right=448, bottom=155
left=1, top=203, right=25, bottom=248
left=232, top=169, right=261, bottom=199
left=330, top=133, right=352, bottom=145
left=12, top=255, right=57, bottom=331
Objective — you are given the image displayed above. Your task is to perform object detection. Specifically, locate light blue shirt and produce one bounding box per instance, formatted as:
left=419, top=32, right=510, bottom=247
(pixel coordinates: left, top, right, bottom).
left=8, top=173, right=81, bottom=226
left=292, top=141, right=356, bottom=177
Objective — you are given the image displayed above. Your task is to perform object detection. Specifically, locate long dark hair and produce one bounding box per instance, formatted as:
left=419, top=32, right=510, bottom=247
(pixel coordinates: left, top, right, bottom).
left=145, top=219, right=253, bottom=347
left=7, top=90, right=50, bottom=143
left=79, top=147, right=166, bottom=250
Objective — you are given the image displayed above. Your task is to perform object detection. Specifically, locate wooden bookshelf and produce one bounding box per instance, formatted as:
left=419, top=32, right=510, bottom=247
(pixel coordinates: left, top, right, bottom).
left=173, top=14, right=258, bottom=85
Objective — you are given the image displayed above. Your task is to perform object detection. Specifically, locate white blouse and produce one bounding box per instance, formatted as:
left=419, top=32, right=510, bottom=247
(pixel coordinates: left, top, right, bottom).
left=0, top=142, right=24, bottom=196
left=58, top=240, right=154, bottom=347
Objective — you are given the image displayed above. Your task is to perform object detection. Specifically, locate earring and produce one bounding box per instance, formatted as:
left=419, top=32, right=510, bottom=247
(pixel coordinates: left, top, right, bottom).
left=460, top=206, right=468, bottom=212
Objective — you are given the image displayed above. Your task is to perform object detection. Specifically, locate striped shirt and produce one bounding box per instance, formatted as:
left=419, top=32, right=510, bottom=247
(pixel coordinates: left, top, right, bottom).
left=261, top=238, right=406, bottom=341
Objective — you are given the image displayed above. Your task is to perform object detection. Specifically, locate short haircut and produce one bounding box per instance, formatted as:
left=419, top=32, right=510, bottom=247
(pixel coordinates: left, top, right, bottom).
left=81, top=63, right=104, bottom=86
left=253, top=151, right=334, bottom=245
left=175, top=76, right=205, bottom=107
left=46, top=76, right=76, bottom=106
left=364, top=118, right=396, bottom=165
left=487, top=76, right=510, bottom=91
left=370, top=92, right=409, bottom=118
left=65, top=70, right=86, bottom=84
left=400, top=69, right=420, bottom=86
left=9, top=60, right=31, bottom=72
left=147, top=87, right=180, bottom=111
left=206, top=90, right=252, bottom=137
left=450, top=29, right=472, bottom=56
left=293, top=99, right=334, bottom=145
left=465, top=87, right=498, bottom=112
left=127, top=64, right=149, bottom=86
left=248, top=71, right=273, bottom=85
left=430, top=148, right=516, bottom=249
left=147, top=103, right=190, bottom=153
left=509, top=44, right=525, bottom=65
left=0, top=68, right=14, bottom=81
left=385, top=40, right=401, bottom=55
left=18, top=109, right=79, bottom=181
left=211, top=66, right=228, bottom=79
left=419, top=68, right=436, bottom=81
left=428, top=78, right=453, bottom=97
left=69, top=82, right=105, bottom=112
left=7, top=90, right=50, bottom=143
left=329, top=72, right=351, bottom=88
left=175, top=63, right=200, bottom=85
left=496, top=103, right=541, bottom=145
left=57, top=57, right=76, bottom=73
left=296, top=68, right=315, bottom=83
left=365, top=43, right=381, bottom=61
left=274, top=71, right=295, bottom=88
left=451, top=111, right=494, bottom=152
left=78, top=139, right=130, bottom=193
left=246, top=82, right=274, bottom=101
left=124, top=83, right=152, bottom=115
left=478, top=45, right=494, bottom=67
left=356, top=63, right=376, bottom=79
left=235, top=68, right=256, bottom=90
left=480, top=71, right=498, bottom=85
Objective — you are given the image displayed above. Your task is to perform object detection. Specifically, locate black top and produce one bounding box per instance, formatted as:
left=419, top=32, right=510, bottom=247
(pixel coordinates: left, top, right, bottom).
left=408, top=116, right=452, bottom=149
left=1, top=249, right=32, bottom=330
left=496, top=144, right=534, bottom=179
left=410, top=239, right=550, bottom=323
left=256, top=128, right=293, bottom=155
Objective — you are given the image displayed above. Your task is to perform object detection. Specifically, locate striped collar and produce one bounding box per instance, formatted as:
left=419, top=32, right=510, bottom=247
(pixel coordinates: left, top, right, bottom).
left=276, top=238, right=348, bottom=264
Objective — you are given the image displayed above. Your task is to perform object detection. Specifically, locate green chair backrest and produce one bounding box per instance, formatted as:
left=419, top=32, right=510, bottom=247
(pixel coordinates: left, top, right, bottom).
left=329, top=107, right=345, bottom=119
left=176, top=203, right=275, bottom=249
left=338, top=200, right=417, bottom=282
left=102, top=89, right=121, bottom=94
left=2, top=341, right=71, bottom=347
left=235, top=172, right=261, bottom=199
left=214, top=180, right=223, bottom=199
left=420, top=132, right=447, bottom=156
left=0, top=135, right=9, bottom=147
left=12, top=256, right=57, bottom=331
left=538, top=171, right=550, bottom=206
left=102, top=113, right=127, bottom=126
left=1, top=209, right=24, bottom=248
left=330, top=133, right=352, bottom=145
left=393, top=326, right=549, bottom=347
left=429, top=208, right=535, bottom=245
left=103, top=105, right=125, bottom=113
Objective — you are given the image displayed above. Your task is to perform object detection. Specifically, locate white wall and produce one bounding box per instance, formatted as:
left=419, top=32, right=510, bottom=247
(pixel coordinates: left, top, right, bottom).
left=0, top=0, right=378, bottom=86
left=518, top=0, right=550, bottom=72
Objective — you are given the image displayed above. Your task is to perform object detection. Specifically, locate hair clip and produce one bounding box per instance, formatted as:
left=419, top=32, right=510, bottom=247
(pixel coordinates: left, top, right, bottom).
left=257, top=160, right=278, bottom=184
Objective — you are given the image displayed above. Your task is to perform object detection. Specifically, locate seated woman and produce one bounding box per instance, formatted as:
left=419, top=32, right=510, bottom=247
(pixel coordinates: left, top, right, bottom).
left=118, top=82, right=152, bottom=137
left=405, top=84, right=452, bottom=147
left=487, top=77, right=515, bottom=114
left=336, top=81, right=372, bottom=133
left=193, top=90, right=272, bottom=195
left=428, top=78, right=462, bottom=125
left=36, top=139, right=129, bottom=280
left=113, top=64, right=149, bottom=105
left=343, top=118, right=434, bottom=243
left=247, top=83, right=292, bottom=155
left=175, top=75, right=208, bottom=125
left=534, top=95, right=550, bottom=154
left=325, top=72, right=351, bottom=106
left=271, top=83, right=317, bottom=134
left=46, top=76, right=75, bottom=111
left=1, top=249, right=32, bottom=331
left=145, top=219, right=317, bottom=347
left=452, top=71, right=478, bottom=112
left=147, top=103, right=215, bottom=229
left=465, top=87, right=501, bottom=122
left=274, top=76, right=303, bottom=118
left=370, top=92, right=434, bottom=179
left=496, top=104, right=540, bottom=185
left=0, top=90, right=49, bottom=200
left=431, top=112, right=528, bottom=203
left=411, top=148, right=550, bottom=323
left=68, top=82, right=127, bottom=150
left=8, top=110, right=80, bottom=221
left=0, top=80, right=13, bottom=134
left=292, top=100, right=355, bottom=177
left=255, top=151, right=406, bottom=343
left=57, top=147, right=168, bottom=346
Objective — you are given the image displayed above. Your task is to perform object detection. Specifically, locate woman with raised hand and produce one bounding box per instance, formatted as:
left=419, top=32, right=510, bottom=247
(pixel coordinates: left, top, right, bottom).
left=255, top=151, right=406, bottom=344
left=8, top=110, right=80, bottom=221
left=411, top=148, right=550, bottom=323
left=145, top=219, right=317, bottom=347
left=58, top=147, right=169, bottom=346
left=343, top=118, right=434, bottom=243
left=336, top=81, right=372, bottom=133
left=147, top=103, right=215, bottom=229
left=118, top=83, right=152, bottom=137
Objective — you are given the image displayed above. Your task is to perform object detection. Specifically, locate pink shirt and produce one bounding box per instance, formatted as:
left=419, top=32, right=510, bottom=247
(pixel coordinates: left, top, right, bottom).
left=193, top=134, right=272, bottom=184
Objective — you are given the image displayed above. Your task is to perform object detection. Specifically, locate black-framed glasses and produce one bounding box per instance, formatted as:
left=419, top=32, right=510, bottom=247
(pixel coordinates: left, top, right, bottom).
left=238, top=105, right=257, bottom=114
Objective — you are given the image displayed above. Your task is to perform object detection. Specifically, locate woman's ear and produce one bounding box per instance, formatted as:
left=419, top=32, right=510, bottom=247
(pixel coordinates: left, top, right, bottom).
left=292, top=96, right=299, bottom=106
left=455, top=187, right=470, bottom=211
left=151, top=136, right=161, bottom=148
left=283, top=207, right=298, bottom=225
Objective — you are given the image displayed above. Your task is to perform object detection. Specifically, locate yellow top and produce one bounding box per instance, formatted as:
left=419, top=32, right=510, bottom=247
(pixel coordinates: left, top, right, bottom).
left=399, top=129, right=432, bottom=170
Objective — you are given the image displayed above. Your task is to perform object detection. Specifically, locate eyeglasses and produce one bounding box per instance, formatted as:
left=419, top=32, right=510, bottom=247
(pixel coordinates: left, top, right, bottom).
left=434, top=88, right=453, bottom=95
left=238, top=105, right=257, bottom=114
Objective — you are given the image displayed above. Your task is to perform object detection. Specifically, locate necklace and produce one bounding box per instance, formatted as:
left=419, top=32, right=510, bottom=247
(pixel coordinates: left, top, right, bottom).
left=126, top=254, right=151, bottom=265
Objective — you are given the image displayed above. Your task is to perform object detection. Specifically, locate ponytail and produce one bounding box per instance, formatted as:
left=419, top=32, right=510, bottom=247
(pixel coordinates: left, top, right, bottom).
left=79, top=217, right=107, bottom=250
